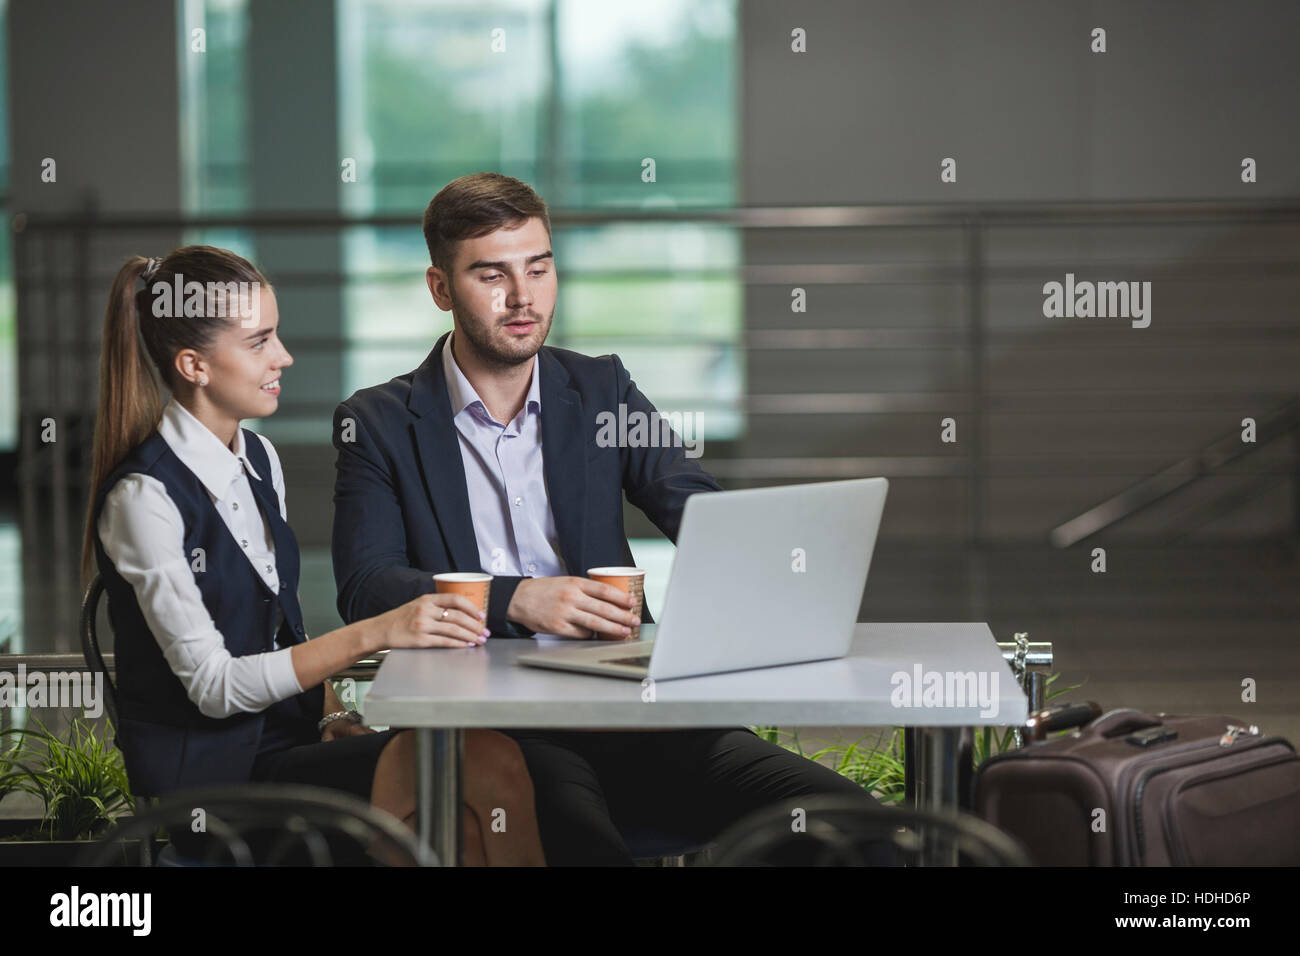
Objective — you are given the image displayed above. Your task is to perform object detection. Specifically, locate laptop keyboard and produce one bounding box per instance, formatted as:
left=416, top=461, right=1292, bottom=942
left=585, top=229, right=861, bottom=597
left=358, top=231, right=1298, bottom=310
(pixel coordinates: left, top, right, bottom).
left=605, top=655, right=653, bottom=668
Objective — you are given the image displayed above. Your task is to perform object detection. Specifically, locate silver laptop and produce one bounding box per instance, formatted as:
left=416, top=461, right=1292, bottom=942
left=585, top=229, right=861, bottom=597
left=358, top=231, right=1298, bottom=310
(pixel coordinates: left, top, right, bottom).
left=516, top=477, right=888, bottom=680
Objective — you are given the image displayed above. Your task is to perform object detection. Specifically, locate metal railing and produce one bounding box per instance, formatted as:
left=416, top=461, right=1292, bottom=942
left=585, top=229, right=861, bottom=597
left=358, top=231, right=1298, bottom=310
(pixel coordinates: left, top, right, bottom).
left=11, top=200, right=1300, bottom=650
left=1051, top=396, right=1300, bottom=547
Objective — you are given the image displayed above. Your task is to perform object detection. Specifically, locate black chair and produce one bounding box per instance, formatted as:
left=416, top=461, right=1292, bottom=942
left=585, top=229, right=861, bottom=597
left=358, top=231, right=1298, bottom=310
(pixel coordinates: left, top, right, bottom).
left=79, top=574, right=119, bottom=728
left=707, top=796, right=1033, bottom=866
left=75, top=783, right=439, bottom=867
left=79, top=572, right=163, bottom=865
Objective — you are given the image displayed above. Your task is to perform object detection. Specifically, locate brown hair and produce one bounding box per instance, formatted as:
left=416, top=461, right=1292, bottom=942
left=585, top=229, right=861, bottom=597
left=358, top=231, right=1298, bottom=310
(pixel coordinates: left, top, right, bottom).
left=421, top=172, right=552, bottom=278
left=80, top=245, right=269, bottom=582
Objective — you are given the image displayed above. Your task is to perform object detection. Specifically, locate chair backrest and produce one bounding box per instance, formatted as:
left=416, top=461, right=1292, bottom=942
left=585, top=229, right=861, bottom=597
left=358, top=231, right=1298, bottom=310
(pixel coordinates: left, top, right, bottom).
left=708, top=795, right=1033, bottom=866
left=79, top=574, right=119, bottom=727
left=74, top=783, right=439, bottom=867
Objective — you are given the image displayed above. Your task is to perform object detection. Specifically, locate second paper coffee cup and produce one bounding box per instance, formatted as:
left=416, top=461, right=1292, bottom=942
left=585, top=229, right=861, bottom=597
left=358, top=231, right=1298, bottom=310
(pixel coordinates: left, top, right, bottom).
left=587, top=566, right=645, bottom=640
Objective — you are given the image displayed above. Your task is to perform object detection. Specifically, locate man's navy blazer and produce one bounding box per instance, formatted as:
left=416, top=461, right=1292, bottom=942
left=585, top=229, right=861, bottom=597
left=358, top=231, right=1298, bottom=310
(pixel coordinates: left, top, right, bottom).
left=331, top=330, right=722, bottom=636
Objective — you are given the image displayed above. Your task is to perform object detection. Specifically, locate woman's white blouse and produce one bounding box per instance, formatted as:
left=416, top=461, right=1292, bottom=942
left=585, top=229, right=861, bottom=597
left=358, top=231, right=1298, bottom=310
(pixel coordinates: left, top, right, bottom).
left=97, top=398, right=304, bottom=719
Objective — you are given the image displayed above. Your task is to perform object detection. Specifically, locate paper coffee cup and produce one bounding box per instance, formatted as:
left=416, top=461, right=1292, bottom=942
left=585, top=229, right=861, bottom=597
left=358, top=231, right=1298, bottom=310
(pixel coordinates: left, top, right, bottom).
left=433, top=572, right=492, bottom=621
left=587, top=567, right=645, bottom=640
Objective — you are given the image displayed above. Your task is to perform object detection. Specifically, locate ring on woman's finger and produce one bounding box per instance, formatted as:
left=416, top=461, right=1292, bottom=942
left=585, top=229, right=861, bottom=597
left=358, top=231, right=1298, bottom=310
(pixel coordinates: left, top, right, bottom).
left=441, top=608, right=449, bottom=620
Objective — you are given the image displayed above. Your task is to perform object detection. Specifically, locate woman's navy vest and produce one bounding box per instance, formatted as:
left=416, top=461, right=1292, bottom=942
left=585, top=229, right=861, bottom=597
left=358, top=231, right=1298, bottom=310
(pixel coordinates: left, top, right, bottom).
left=92, top=428, right=323, bottom=797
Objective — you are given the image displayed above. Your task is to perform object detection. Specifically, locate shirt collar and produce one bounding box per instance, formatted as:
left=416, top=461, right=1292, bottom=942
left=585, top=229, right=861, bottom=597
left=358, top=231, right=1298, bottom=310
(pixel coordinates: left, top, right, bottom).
left=442, top=329, right=542, bottom=424
left=157, top=397, right=263, bottom=500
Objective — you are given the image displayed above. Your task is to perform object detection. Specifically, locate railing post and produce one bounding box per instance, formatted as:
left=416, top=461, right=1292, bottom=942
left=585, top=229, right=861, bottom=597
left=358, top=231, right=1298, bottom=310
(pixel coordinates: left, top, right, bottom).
left=1293, top=405, right=1300, bottom=545
left=965, top=214, right=986, bottom=547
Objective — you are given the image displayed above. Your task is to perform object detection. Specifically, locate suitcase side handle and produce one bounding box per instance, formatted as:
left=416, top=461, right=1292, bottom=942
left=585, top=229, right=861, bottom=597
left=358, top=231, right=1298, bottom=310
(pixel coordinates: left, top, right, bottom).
left=1024, top=701, right=1103, bottom=742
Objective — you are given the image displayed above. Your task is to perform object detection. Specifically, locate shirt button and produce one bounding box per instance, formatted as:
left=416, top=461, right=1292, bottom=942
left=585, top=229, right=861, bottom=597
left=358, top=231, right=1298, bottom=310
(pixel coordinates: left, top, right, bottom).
left=231, top=502, right=239, bottom=510
left=241, top=539, right=249, bottom=549
left=265, top=565, right=273, bottom=574
left=527, top=563, right=536, bottom=573
left=513, top=497, right=522, bottom=506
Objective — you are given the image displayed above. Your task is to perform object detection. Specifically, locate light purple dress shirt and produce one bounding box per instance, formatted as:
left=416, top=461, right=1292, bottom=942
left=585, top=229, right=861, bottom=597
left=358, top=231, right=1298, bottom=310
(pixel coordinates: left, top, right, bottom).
left=442, top=331, right=567, bottom=579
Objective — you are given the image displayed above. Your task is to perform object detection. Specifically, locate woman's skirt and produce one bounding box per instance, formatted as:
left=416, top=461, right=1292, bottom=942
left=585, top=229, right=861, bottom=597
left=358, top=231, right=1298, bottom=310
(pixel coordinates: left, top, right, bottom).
left=248, top=697, right=403, bottom=804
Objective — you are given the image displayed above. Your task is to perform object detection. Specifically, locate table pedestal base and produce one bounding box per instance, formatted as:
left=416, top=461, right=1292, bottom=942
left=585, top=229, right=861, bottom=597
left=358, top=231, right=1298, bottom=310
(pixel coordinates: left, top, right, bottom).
left=904, top=726, right=975, bottom=865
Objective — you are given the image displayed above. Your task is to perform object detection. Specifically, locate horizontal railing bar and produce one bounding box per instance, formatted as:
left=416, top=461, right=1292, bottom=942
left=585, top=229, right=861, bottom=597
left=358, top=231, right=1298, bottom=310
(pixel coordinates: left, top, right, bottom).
left=20, top=326, right=1300, bottom=355
left=703, top=456, right=1297, bottom=480
left=742, top=261, right=1300, bottom=285
left=23, top=259, right=1300, bottom=288
left=745, top=392, right=1300, bottom=413
left=13, top=200, right=1300, bottom=232
left=16, top=453, right=1296, bottom=478
left=14, top=394, right=1300, bottom=418
left=0, top=653, right=382, bottom=682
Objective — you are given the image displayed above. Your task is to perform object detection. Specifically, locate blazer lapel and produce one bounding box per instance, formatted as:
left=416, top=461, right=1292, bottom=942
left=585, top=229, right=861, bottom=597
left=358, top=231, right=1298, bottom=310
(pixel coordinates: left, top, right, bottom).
left=539, top=348, right=587, bottom=577
left=408, top=332, right=482, bottom=573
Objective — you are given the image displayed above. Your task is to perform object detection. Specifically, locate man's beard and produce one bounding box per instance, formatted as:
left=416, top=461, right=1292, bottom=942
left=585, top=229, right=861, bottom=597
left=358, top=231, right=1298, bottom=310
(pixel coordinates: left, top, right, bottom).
left=451, top=289, right=551, bottom=370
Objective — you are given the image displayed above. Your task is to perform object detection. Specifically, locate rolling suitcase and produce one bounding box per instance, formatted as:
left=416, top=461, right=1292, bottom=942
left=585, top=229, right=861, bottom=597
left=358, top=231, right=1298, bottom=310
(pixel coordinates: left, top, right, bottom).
left=972, top=705, right=1300, bottom=865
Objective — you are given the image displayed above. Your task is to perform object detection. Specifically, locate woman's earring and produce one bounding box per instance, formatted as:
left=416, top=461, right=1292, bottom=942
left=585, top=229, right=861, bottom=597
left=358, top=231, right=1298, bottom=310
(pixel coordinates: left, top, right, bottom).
left=197, top=377, right=208, bottom=387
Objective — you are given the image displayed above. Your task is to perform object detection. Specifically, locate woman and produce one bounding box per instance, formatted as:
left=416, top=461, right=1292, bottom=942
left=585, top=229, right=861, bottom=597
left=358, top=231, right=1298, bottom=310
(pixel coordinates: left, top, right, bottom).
left=81, top=245, right=545, bottom=865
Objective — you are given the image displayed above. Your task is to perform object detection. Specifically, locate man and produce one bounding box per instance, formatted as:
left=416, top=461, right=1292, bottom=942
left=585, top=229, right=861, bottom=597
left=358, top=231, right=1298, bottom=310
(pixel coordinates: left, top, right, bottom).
left=331, top=172, right=878, bottom=865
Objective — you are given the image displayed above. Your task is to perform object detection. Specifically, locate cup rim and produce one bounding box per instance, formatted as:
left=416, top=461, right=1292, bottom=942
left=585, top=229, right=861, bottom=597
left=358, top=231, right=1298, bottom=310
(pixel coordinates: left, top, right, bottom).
left=586, top=567, right=646, bottom=577
left=433, top=572, right=494, bottom=582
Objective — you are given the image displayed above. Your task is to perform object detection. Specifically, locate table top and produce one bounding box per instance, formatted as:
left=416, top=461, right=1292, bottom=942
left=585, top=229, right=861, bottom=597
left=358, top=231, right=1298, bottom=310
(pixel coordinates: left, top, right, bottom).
left=362, top=622, right=1028, bottom=729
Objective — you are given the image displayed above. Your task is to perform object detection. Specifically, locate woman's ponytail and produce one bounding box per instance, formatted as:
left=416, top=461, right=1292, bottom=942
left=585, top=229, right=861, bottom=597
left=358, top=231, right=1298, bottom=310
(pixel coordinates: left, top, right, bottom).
left=78, top=245, right=267, bottom=583
left=80, top=257, right=164, bottom=582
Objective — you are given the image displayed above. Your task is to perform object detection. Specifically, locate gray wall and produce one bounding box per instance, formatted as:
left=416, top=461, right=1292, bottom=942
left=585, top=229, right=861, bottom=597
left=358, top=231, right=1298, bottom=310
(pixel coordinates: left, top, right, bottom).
left=8, top=1, right=182, bottom=215
left=736, top=0, right=1300, bottom=544
left=741, top=0, right=1300, bottom=203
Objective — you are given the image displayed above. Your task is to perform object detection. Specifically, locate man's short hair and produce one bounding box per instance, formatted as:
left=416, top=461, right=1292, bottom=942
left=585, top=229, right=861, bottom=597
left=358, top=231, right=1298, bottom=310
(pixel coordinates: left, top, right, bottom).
left=422, top=172, right=552, bottom=276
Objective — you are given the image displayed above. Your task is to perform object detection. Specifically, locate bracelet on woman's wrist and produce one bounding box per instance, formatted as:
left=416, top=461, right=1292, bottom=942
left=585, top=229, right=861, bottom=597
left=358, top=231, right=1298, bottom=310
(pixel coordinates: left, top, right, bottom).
left=318, top=710, right=363, bottom=734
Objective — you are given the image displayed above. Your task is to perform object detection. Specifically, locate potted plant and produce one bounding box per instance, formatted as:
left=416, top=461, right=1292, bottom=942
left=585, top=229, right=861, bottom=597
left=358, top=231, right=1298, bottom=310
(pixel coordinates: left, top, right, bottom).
left=0, top=717, right=139, bottom=865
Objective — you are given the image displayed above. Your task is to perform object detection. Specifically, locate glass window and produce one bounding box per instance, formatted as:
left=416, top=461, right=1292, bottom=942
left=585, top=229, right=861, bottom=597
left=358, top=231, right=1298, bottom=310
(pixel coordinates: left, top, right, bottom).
left=180, top=0, right=250, bottom=214
left=179, top=0, right=741, bottom=440
left=337, top=0, right=742, bottom=437
left=0, top=0, right=13, bottom=451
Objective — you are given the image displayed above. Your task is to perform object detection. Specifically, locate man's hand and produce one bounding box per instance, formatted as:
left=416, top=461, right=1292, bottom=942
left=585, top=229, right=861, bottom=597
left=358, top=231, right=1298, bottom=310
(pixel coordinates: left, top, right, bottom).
left=505, top=576, right=640, bottom=639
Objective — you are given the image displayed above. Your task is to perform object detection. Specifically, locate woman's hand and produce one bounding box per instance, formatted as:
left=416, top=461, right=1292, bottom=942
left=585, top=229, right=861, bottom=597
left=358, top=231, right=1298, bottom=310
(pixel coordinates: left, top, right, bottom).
left=321, top=718, right=375, bottom=742
left=292, top=594, right=488, bottom=695
left=376, top=593, right=488, bottom=649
